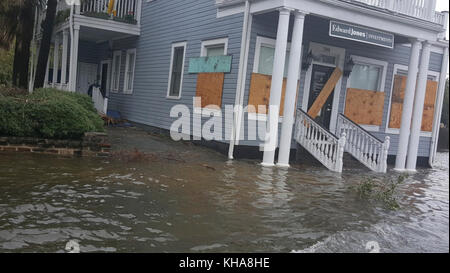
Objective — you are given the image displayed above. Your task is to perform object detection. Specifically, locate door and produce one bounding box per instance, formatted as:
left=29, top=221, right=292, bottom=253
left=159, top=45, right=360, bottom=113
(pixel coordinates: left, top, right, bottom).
left=100, top=60, right=111, bottom=97
left=76, top=62, right=98, bottom=94
left=302, top=42, right=345, bottom=132
left=307, top=64, right=335, bottom=129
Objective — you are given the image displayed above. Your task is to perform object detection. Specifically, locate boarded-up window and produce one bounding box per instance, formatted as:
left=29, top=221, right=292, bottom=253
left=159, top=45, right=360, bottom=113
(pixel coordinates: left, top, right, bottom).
left=344, top=89, right=385, bottom=126
left=388, top=74, right=438, bottom=132
left=247, top=73, right=289, bottom=116
left=195, top=73, right=224, bottom=109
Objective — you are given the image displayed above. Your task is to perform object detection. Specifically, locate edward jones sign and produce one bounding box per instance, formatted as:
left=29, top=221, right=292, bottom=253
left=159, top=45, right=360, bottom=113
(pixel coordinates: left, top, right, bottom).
left=329, top=21, right=394, bottom=49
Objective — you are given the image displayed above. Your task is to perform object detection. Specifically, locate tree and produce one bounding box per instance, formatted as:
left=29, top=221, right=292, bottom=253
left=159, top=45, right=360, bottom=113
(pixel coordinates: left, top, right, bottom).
left=34, top=0, right=58, bottom=89
left=0, top=0, right=41, bottom=89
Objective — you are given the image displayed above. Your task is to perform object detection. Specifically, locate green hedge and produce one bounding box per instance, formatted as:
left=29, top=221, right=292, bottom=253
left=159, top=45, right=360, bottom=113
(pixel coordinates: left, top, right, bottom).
left=0, top=88, right=104, bottom=139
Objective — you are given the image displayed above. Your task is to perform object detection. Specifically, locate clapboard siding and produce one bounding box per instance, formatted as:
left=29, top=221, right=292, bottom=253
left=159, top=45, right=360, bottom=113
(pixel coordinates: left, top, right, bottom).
left=107, top=0, right=243, bottom=141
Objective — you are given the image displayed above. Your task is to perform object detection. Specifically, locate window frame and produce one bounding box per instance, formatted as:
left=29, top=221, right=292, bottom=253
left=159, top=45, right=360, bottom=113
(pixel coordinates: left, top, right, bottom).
left=385, top=64, right=440, bottom=136
left=343, top=55, right=388, bottom=132
left=253, top=36, right=291, bottom=75
left=250, top=36, right=293, bottom=122
left=111, top=50, right=122, bottom=93
left=200, top=38, right=228, bottom=57
left=123, top=48, right=137, bottom=94
left=166, top=42, right=187, bottom=100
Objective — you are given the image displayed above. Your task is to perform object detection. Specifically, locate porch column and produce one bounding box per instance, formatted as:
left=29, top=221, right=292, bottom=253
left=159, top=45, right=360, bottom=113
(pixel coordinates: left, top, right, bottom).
left=261, top=8, right=292, bottom=167
left=394, top=39, right=421, bottom=170
left=69, top=24, right=80, bottom=92
left=277, top=11, right=307, bottom=168
left=52, top=35, right=60, bottom=87
left=406, top=41, right=432, bottom=171
left=61, top=29, right=69, bottom=87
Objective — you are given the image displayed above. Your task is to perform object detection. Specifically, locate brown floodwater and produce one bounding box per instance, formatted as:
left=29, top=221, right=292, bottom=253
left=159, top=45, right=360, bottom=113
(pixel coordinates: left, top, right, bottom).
left=0, top=127, right=448, bottom=253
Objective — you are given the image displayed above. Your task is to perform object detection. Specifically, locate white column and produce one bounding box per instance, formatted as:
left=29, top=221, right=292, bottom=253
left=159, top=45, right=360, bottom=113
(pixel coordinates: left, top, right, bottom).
left=69, top=24, right=80, bottom=92
left=261, top=8, right=291, bottom=167
left=61, top=29, right=69, bottom=87
left=394, top=39, right=421, bottom=170
left=277, top=11, right=306, bottom=168
left=406, top=41, right=432, bottom=171
left=52, top=35, right=60, bottom=87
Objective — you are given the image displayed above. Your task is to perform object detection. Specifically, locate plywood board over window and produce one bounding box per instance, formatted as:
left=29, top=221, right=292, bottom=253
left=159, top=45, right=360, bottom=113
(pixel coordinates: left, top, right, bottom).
left=247, top=73, right=293, bottom=116
left=344, top=88, right=385, bottom=126
left=195, top=73, right=225, bottom=109
left=388, top=74, right=438, bottom=132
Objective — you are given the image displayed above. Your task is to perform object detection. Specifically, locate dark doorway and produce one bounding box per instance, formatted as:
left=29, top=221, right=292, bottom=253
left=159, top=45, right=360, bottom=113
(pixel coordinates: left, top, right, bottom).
left=307, top=64, right=335, bottom=129
left=100, top=62, right=109, bottom=97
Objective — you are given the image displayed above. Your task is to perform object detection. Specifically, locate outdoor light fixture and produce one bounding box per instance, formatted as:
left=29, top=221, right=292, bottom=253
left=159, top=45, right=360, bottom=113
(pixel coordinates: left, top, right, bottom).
left=302, top=50, right=313, bottom=71
left=344, top=57, right=355, bottom=77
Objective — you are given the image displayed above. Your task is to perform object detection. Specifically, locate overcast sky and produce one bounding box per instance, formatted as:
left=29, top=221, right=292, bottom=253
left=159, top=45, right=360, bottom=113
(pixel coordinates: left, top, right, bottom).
left=436, top=0, right=449, bottom=40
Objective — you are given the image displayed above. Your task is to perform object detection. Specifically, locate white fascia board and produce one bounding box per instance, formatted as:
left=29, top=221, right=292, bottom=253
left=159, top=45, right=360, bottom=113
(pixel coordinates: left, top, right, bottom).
left=74, top=15, right=140, bottom=36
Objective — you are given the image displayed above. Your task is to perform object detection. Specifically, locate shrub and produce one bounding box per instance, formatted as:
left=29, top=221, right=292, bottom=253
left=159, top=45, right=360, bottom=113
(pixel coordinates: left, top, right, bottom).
left=0, top=87, right=104, bottom=139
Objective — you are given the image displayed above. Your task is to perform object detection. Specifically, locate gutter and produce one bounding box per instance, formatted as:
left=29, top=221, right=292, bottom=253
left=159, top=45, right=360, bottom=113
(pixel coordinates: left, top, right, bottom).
left=429, top=45, right=449, bottom=167
left=228, top=0, right=252, bottom=159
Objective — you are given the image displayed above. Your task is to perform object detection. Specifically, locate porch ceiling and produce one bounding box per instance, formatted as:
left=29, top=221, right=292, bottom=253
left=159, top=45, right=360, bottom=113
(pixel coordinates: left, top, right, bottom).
left=79, top=26, right=134, bottom=43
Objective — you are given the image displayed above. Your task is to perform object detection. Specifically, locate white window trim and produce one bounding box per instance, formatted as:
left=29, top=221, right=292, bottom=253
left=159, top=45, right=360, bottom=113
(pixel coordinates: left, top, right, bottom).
left=343, top=55, right=388, bottom=132
left=111, top=50, right=122, bottom=93
left=385, top=64, right=440, bottom=137
left=167, top=42, right=187, bottom=100
left=200, top=38, right=228, bottom=57
left=249, top=36, right=292, bottom=122
left=123, top=48, right=137, bottom=94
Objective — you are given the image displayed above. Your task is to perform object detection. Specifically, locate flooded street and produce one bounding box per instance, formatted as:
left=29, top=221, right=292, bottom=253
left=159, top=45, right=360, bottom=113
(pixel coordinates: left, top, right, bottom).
left=0, top=127, right=448, bottom=253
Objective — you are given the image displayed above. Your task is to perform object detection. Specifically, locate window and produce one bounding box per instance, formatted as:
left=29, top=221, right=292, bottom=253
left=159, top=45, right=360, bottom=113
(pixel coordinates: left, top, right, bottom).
left=167, top=42, right=187, bottom=99
left=347, top=56, right=387, bottom=92
left=111, top=51, right=122, bottom=92
left=201, top=38, right=228, bottom=57
left=253, top=36, right=290, bottom=77
left=123, top=49, right=136, bottom=94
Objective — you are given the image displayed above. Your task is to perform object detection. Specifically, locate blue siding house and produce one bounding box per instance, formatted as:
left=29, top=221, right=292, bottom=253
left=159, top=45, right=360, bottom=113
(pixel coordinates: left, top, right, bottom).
left=34, top=0, right=449, bottom=173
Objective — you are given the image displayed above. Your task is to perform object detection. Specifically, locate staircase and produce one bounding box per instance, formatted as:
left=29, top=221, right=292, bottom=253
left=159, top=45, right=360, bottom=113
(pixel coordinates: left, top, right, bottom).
left=336, top=114, right=390, bottom=173
left=294, top=110, right=390, bottom=173
left=294, top=109, right=347, bottom=173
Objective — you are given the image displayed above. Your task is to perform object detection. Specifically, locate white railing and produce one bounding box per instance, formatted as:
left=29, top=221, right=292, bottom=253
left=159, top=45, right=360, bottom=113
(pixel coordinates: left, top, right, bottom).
left=92, top=87, right=108, bottom=114
left=295, top=109, right=346, bottom=173
left=336, top=114, right=390, bottom=173
left=349, top=0, right=445, bottom=25
left=216, top=0, right=446, bottom=25
left=79, top=0, right=141, bottom=24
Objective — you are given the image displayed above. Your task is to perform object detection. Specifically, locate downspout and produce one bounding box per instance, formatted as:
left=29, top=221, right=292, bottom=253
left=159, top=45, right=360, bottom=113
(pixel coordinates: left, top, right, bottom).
left=429, top=46, right=449, bottom=167
left=228, top=0, right=251, bottom=159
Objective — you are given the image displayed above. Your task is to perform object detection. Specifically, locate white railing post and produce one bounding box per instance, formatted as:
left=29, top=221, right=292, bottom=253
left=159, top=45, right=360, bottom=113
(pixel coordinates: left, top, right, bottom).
left=379, top=136, right=390, bottom=173
left=386, top=0, right=394, bottom=10
left=336, top=132, right=346, bottom=173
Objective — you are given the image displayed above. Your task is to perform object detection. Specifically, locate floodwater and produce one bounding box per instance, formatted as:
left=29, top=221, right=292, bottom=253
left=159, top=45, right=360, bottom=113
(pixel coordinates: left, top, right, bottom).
left=0, top=127, right=448, bottom=253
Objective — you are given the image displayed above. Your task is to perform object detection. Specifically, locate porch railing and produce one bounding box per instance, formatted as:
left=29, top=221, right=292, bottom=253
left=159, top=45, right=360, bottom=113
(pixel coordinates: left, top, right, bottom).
left=79, top=0, right=142, bottom=24
left=216, top=0, right=447, bottom=25
left=346, top=0, right=445, bottom=25
left=336, top=114, right=390, bottom=173
left=295, top=109, right=346, bottom=173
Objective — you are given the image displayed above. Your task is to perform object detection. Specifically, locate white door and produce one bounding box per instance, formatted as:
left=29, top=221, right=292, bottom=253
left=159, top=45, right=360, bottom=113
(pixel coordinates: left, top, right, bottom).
left=76, top=62, right=98, bottom=94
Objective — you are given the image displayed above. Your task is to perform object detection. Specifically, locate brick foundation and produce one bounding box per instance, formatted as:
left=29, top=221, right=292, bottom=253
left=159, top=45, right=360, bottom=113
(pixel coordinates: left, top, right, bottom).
left=0, top=132, right=111, bottom=157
